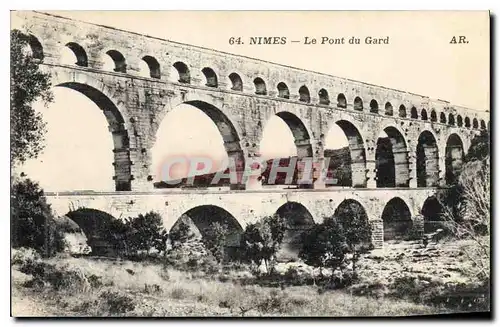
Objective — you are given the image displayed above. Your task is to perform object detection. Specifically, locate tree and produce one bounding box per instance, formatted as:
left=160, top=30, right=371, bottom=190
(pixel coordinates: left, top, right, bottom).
left=204, top=222, right=230, bottom=263
left=240, top=214, right=286, bottom=273
left=124, top=212, right=168, bottom=256
left=299, top=217, right=348, bottom=275
left=334, top=203, right=373, bottom=273
left=11, top=178, right=65, bottom=256
left=169, top=220, right=192, bottom=249
left=11, top=29, right=53, bottom=166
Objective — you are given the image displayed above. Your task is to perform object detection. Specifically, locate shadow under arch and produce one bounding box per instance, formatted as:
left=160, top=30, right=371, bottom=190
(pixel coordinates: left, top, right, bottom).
left=381, top=197, right=413, bottom=241
left=65, top=208, right=122, bottom=256
left=55, top=82, right=132, bottom=191
left=274, top=201, right=315, bottom=261
left=416, top=130, right=439, bottom=187
left=169, top=205, right=243, bottom=261
left=376, top=125, right=409, bottom=188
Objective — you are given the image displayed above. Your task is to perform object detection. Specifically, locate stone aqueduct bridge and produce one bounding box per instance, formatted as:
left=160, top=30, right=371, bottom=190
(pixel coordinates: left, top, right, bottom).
left=13, top=11, right=489, bottom=248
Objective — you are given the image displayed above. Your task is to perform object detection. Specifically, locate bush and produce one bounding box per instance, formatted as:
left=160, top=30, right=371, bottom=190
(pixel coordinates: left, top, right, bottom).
left=99, top=290, right=136, bottom=315
left=124, top=211, right=168, bottom=256
left=11, top=247, right=41, bottom=266
left=11, top=178, right=65, bottom=256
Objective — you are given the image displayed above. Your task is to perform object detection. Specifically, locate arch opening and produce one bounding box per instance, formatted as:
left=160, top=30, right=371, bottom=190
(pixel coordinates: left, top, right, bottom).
left=398, top=105, right=406, bottom=118
left=375, top=126, right=409, bottom=188
left=430, top=110, right=437, bottom=122
left=141, top=55, right=161, bottom=79
left=411, top=107, right=418, bottom=119
left=172, top=61, right=190, bottom=84
left=480, top=120, right=486, bottom=130
left=382, top=197, right=413, bottom=241
left=337, top=94, right=347, bottom=108
left=334, top=199, right=372, bottom=247
left=27, top=34, right=44, bottom=60
left=421, top=196, right=444, bottom=233
left=260, top=112, right=312, bottom=188
left=170, top=205, right=243, bottom=261
left=228, top=73, right=243, bottom=91
left=440, top=112, right=447, bottom=124
left=319, top=89, right=330, bottom=105
left=416, top=131, right=439, bottom=187
left=370, top=99, right=379, bottom=113
left=152, top=101, right=244, bottom=190
left=465, top=117, right=471, bottom=128
left=473, top=118, right=479, bottom=129
left=421, top=109, right=428, bottom=121
left=21, top=82, right=131, bottom=192
left=457, top=115, right=463, bottom=127
left=254, top=77, right=267, bottom=95
left=385, top=102, right=393, bottom=116
left=275, top=202, right=315, bottom=261
left=65, top=208, right=121, bottom=256
left=105, top=50, right=127, bottom=73
left=324, top=120, right=367, bottom=188
left=354, top=97, right=363, bottom=111
left=64, top=42, right=88, bottom=67
left=445, top=133, right=464, bottom=185
left=277, top=82, right=290, bottom=99
left=298, top=85, right=311, bottom=103
left=448, top=114, right=455, bottom=126
left=202, top=67, right=218, bottom=88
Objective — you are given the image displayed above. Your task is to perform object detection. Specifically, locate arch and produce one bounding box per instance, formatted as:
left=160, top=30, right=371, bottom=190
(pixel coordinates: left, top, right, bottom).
left=228, top=73, right=243, bottom=91
left=105, top=50, right=127, bottom=73
left=298, top=85, right=311, bottom=103
left=354, top=96, right=363, bottom=111
left=254, top=77, right=267, bottom=95
left=457, top=115, right=463, bottom=127
left=448, top=113, right=455, bottom=126
left=421, top=196, right=444, bottom=233
left=27, top=34, right=44, bottom=60
left=416, top=130, right=439, bottom=187
left=421, top=109, right=428, bottom=121
left=318, top=88, right=330, bottom=105
left=376, top=126, right=409, bottom=187
left=65, top=42, right=88, bottom=67
left=142, top=55, right=161, bottom=79
left=385, top=102, right=393, bottom=116
left=172, top=61, right=190, bottom=83
left=325, top=120, right=367, bottom=188
left=277, top=82, right=290, bottom=99
left=381, top=197, right=413, bottom=241
left=65, top=208, right=121, bottom=256
left=333, top=199, right=372, bottom=246
left=55, top=82, right=132, bottom=191
left=473, top=118, right=479, bottom=129
left=170, top=205, right=243, bottom=261
left=275, top=201, right=315, bottom=261
left=275, top=111, right=312, bottom=158
left=445, top=133, right=464, bottom=184
left=480, top=119, right=486, bottom=130
left=202, top=67, right=218, bottom=88
left=464, top=117, right=471, bottom=128
left=440, top=112, right=447, bottom=124
left=430, top=110, right=437, bottom=122
left=337, top=93, right=347, bottom=108
left=411, top=106, right=418, bottom=119
left=398, top=104, right=406, bottom=118
left=370, top=99, right=379, bottom=113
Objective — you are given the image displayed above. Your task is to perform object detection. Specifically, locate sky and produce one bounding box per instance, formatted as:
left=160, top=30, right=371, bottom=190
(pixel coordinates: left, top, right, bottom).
left=16, top=11, right=490, bottom=192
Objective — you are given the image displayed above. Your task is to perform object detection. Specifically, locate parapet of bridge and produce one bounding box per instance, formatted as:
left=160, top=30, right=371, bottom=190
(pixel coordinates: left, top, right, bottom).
left=12, top=11, right=490, bottom=250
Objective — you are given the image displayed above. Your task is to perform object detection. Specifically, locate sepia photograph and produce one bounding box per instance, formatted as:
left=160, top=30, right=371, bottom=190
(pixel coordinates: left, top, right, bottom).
left=10, top=10, right=490, bottom=317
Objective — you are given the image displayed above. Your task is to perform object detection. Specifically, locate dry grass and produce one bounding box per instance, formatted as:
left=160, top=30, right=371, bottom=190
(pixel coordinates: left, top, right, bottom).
left=12, top=254, right=440, bottom=317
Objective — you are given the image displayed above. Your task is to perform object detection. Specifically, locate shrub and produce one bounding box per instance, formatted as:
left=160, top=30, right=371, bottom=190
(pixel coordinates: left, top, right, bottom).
left=99, top=290, right=136, bottom=315
left=124, top=211, right=168, bottom=256
left=240, top=214, right=286, bottom=273
left=204, top=221, right=230, bottom=263
left=11, top=178, right=65, bottom=256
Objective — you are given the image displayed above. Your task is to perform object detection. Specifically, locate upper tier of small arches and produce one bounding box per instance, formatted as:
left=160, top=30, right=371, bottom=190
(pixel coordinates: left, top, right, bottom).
left=25, top=32, right=489, bottom=131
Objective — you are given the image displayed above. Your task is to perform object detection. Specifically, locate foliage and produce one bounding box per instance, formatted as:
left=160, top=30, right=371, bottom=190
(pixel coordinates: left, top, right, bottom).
left=124, top=212, right=168, bottom=256
left=465, top=129, right=490, bottom=162
left=10, top=29, right=53, bottom=166
left=204, top=222, right=230, bottom=263
left=334, top=203, right=373, bottom=272
left=299, top=217, right=348, bottom=273
left=169, top=220, right=192, bottom=248
left=11, top=177, right=65, bottom=256
left=240, top=214, right=286, bottom=273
